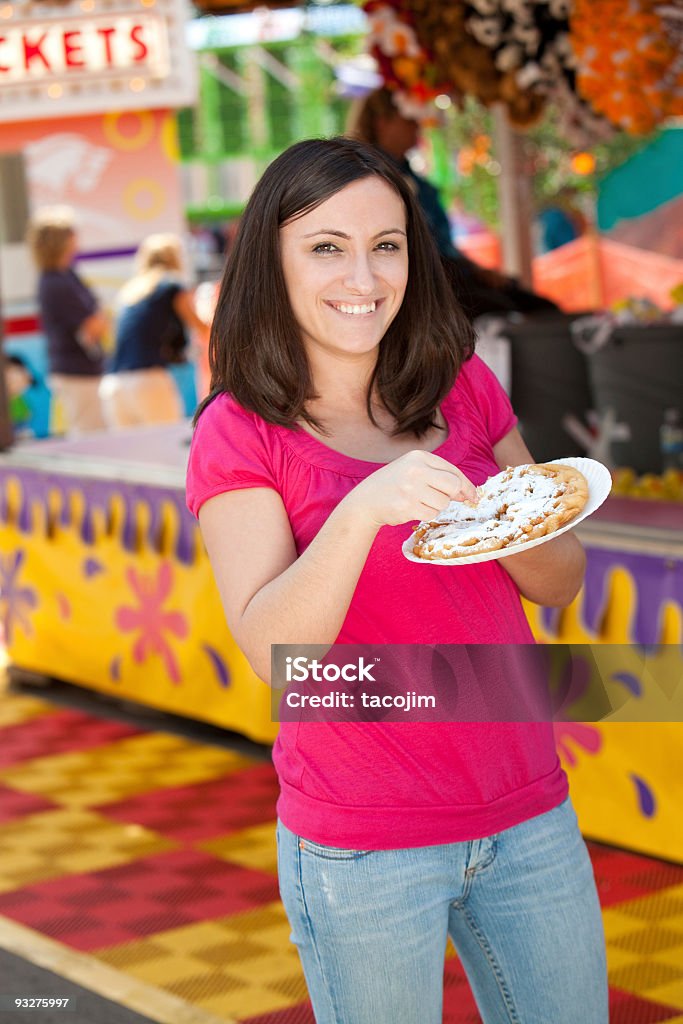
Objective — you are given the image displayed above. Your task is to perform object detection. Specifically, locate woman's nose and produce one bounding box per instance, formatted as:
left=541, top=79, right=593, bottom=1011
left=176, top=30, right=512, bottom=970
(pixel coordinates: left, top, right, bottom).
left=343, top=255, right=374, bottom=295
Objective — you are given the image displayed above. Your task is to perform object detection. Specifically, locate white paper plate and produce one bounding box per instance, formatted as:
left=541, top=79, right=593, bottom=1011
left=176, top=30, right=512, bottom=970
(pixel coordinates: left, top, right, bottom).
left=402, top=457, right=612, bottom=567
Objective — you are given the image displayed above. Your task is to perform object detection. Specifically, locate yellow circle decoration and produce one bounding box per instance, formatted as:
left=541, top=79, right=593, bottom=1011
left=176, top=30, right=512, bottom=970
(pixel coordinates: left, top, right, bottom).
left=160, top=112, right=180, bottom=163
left=103, top=110, right=155, bottom=152
left=123, top=178, right=166, bottom=221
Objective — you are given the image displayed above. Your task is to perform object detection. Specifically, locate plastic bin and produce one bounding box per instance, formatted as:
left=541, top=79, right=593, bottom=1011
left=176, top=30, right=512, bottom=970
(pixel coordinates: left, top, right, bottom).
left=586, top=324, right=683, bottom=473
left=506, top=314, right=595, bottom=462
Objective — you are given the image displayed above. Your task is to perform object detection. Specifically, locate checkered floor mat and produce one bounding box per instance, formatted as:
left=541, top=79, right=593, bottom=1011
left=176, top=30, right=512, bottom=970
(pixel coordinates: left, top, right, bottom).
left=1, top=691, right=682, bottom=1023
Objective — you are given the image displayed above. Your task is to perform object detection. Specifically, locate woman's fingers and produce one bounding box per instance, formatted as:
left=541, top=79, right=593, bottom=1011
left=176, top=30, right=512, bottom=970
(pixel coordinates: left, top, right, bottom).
left=417, top=501, right=452, bottom=520
left=419, top=486, right=467, bottom=520
left=346, top=449, right=479, bottom=528
left=427, top=467, right=478, bottom=504
left=420, top=451, right=467, bottom=472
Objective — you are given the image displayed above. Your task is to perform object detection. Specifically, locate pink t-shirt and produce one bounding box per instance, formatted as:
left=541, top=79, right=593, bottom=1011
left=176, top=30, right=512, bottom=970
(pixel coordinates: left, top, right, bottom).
left=187, top=355, right=567, bottom=849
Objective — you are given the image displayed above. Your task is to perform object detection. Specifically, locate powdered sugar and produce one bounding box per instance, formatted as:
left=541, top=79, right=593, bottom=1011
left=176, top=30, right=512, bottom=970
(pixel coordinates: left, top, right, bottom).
left=416, top=465, right=569, bottom=557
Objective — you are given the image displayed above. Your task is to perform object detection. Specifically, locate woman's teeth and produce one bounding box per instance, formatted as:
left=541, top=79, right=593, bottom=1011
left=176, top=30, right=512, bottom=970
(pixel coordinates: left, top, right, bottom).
left=331, top=301, right=376, bottom=315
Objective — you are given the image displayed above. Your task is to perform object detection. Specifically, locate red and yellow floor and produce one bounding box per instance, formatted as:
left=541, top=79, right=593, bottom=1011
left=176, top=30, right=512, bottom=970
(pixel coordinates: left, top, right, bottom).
left=1, top=689, right=682, bottom=1024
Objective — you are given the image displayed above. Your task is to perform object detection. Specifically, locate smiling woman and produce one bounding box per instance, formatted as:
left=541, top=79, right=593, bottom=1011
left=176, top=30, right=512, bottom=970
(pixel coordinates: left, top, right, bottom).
left=186, top=137, right=606, bottom=1024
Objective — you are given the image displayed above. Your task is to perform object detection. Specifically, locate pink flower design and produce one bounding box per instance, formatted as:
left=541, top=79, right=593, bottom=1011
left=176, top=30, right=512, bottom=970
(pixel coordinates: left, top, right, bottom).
left=553, top=723, right=603, bottom=768
left=115, top=563, right=188, bottom=684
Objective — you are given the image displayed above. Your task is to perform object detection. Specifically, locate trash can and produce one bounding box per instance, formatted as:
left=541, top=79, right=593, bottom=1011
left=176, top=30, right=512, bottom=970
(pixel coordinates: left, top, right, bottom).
left=506, top=314, right=595, bottom=462
left=586, top=324, right=683, bottom=474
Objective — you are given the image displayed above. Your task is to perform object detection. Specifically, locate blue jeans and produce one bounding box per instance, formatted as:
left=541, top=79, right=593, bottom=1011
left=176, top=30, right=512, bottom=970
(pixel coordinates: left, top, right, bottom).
left=276, top=798, right=608, bottom=1024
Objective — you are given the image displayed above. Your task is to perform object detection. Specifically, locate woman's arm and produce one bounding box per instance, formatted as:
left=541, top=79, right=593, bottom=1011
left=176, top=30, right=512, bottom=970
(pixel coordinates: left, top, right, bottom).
left=198, top=450, right=477, bottom=682
left=492, top=427, right=586, bottom=607
left=199, top=487, right=378, bottom=682
left=173, top=288, right=211, bottom=334
left=78, top=310, right=108, bottom=348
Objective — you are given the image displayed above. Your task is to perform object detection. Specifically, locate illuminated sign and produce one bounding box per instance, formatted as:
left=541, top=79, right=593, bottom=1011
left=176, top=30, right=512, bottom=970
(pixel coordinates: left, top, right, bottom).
left=0, top=15, right=169, bottom=81
left=0, top=0, right=196, bottom=123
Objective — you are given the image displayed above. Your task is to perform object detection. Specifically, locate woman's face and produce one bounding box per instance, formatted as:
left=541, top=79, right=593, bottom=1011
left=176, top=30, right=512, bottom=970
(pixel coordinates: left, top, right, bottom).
left=376, top=112, right=420, bottom=160
left=279, top=176, right=409, bottom=367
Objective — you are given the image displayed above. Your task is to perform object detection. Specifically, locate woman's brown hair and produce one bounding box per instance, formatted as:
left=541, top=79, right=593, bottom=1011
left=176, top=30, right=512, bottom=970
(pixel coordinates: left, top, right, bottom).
left=197, top=136, right=474, bottom=437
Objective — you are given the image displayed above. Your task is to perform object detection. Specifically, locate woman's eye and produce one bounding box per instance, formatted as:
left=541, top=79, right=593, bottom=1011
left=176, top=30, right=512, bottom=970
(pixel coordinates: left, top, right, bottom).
left=312, top=243, right=340, bottom=254
left=375, top=241, right=400, bottom=252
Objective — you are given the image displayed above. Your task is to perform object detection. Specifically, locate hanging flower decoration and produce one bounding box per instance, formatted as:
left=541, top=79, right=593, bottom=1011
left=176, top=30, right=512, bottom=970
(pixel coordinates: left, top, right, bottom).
left=570, top=0, right=683, bottom=134
left=464, top=0, right=573, bottom=95
left=404, top=1, right=541, bottom=125
left=460, top=0, right=616, bottom=141
left=363, top=0, right=679, bottom=139
left=363, top=0, right=593, bottom=131
left=656, top=0, right=683, bottom=55
left=364, top=1, right=448, bottom=111
left=541, top=75, right=616, bottom=147
left=367, top=2, right=422, bottom=61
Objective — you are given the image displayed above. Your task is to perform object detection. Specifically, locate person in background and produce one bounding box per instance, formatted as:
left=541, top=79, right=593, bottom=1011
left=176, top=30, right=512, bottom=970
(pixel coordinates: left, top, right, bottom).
left=99, top=234, right=209, bottom=429
left=537, top=189, right=586, bottom=253
left=348, top=86, right=457, bottom=260
left=187, top=137, right=607, bottom=1024
left=27, top=206, right=107, bottom=434
left=347, top=87, right=558, bottom=319
left=4, top=353, right=51, bottom=439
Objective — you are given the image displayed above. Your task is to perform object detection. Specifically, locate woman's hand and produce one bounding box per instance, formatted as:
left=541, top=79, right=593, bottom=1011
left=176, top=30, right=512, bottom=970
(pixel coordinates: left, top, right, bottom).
left=173, top=289, right=212, bottom=335
left=344, top=450, right=478, bottom=528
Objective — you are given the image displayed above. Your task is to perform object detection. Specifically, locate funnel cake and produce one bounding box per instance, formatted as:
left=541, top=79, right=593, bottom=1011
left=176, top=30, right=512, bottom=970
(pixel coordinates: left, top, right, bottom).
left=412, top=463, right=589, bottom=561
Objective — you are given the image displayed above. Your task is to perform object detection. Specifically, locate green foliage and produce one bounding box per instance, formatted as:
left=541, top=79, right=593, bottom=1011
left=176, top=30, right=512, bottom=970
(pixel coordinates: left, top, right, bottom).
left=524, top=105, right=649, bottom=203
left=428, top=96, right=652, bottom=230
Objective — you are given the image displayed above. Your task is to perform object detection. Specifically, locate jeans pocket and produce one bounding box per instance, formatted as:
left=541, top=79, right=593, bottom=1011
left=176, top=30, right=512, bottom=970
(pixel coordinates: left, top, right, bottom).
left=298, top=837, right=373, bottom=861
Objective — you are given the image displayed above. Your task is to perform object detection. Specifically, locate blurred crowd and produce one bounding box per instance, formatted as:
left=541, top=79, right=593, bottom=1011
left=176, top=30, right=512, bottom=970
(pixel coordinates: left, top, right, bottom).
left=13, top=206, right=211, bottom=438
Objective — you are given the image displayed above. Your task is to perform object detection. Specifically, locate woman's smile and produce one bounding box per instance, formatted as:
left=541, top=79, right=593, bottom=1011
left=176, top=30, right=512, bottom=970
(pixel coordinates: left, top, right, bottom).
left=324, top=298, right=384, bottom=316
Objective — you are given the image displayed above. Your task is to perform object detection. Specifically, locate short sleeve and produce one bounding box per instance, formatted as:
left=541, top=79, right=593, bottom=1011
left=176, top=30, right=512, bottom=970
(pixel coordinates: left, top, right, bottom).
left=157, top=279, right=183, bottom=302
left=39, top=272, right=96, bottom=332
left=460, top=353, right=517, bottom=446
left=186, top=394, right=279, bottom=518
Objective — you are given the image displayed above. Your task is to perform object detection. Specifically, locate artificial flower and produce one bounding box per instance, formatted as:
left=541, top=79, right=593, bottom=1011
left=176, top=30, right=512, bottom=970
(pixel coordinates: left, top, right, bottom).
left=570, top=0, right=683, bottom=133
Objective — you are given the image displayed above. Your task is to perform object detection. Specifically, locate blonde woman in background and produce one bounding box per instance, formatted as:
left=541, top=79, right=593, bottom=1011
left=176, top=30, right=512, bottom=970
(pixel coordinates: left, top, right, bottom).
left=99, top=233, right=209, bottom=428
left=27, top=206, right=107, bottom=434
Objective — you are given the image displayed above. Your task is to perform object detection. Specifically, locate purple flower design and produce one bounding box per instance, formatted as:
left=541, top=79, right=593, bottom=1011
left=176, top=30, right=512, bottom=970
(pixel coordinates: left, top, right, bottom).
left=0, top=549, right=38, bottom=645
left=630, top=774, right=657, bottom=818
left=202, top=644, right=231, bottom=688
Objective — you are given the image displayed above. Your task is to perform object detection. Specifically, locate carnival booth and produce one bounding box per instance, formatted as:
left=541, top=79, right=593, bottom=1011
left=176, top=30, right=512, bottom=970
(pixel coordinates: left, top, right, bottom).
left=1, top=415, right=682, bottom=863
left=0, top=0, right=198, bottom=432
left=0, top=424, right=274, bottom=745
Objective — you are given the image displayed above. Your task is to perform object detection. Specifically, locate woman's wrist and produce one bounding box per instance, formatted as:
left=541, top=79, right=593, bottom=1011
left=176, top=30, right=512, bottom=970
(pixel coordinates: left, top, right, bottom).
left=333, top=487, right=384, bottom=542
